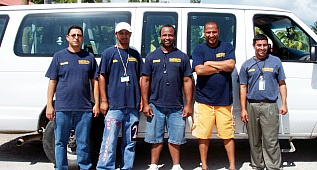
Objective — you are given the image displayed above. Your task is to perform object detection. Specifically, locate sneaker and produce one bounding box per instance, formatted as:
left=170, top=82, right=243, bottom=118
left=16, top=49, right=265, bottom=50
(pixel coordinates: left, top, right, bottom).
left=147, top=164, right=159, bottom=170
left=171, top=164, right=183, bottom=170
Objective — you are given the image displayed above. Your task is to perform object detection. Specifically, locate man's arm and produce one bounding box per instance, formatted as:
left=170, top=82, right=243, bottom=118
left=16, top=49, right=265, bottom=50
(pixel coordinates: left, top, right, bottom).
left=46, top=79, right=57, bottom=121
left=279, top=80, right=288, bottom=115
left=240, top=84, right=248, bottom=123
left=141, top=75, right=153, bottom=117
left=204, top=59, right=235, bottom=72
left=182, top=76, right=193, bottom=117
left=194, top=65, right=219, bottom=75
left=91, top=78, right=100, bottom=117
left=99, top=73, right=108, bottom=115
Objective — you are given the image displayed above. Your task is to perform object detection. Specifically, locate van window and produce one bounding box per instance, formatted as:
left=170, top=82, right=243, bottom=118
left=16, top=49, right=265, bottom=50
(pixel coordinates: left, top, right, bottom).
left=14, top=12, right=131, bottom=57
left=141, top=12, right=178, bottom=58
left=0, top=15, right=9, bottom=46
left=254, top=14, right=317, bottom=62
left=187, top=12, right=236, bottom=57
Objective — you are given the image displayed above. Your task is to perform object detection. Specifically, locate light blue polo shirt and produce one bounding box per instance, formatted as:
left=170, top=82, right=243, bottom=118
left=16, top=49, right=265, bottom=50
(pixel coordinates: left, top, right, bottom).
left=239, top=54, right=286, bottom=101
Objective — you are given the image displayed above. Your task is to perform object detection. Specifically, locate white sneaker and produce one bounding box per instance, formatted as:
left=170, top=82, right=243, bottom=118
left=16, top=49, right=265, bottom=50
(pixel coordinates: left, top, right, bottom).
left=171, top=164, right=183, bottom=170
left=147, top=164, right=159, bottom=170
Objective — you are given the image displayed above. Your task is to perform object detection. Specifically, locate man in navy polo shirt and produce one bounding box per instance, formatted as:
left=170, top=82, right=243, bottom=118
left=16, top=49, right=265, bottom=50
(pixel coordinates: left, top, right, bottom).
left=191, top=21, right=236, bottom=170
left=45, top=25, right=100, bottom=170
left=97, top=22, right=143, bottom=170
left=141, top=24, right=193, bottom=170
left=239, top=34, right=288, bottom=169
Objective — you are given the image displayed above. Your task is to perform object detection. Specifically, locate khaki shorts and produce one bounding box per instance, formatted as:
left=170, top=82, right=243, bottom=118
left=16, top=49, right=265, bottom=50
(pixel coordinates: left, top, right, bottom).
left=191, top=102, right=235, bottom=139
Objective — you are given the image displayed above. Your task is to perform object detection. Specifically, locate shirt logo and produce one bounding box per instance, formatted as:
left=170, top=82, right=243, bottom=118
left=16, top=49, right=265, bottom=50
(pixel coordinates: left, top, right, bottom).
left=113, top=59, right=118, bottom=63
left=216, top=52, right=226, bottom=58
left=128, top=57, right=137, bottom=62
left=169, top=58, right=181, bottom=62
left=78, top=60, right=90, bottom=64
left=60, top=62, right=69, bottom=66
left=262, top=68, right=274, bottom=72
left=248, top=68, right=255, bottom=72
left=153, top=59, right=160, bottom=63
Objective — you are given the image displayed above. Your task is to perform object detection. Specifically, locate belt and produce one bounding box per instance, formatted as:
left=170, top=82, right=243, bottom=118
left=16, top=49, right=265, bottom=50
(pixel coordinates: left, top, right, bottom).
left=247, top=99, right=276, bottom=103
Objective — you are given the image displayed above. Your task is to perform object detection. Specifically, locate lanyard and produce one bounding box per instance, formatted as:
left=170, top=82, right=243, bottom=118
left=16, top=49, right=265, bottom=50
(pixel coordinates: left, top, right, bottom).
left=116, top=46, right=129, bottom=76
left=254, top=57, right=266, bottom=77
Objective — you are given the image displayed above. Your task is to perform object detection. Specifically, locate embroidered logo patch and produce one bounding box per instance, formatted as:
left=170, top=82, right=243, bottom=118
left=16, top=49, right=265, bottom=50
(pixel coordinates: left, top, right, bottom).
left=169, top=58, right=181, bottom=62
left=216, top=52, right=226, bottom=58
left=262, top=68, right=274, bottom=72
left=113, top=59, right=118, bottom=63
left=128, top=57, right=137, bottom=62
left=59, top=62, right=69, bottom=66
left=78, top=60, right=90, bottom=64
left=153, top=59, right=161, bottom=63
left=248, top=68, right=255, bottom=72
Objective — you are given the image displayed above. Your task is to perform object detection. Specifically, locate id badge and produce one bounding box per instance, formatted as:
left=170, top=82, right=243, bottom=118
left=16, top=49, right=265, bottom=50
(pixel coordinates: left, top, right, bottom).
left=121, top=76, right=130, bottom=82
left=259, top=75, right=265, bottom=91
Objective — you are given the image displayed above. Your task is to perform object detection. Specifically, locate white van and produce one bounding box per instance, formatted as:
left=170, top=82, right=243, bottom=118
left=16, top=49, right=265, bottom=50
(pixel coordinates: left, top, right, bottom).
left=0, top=2, right=317, bottom=164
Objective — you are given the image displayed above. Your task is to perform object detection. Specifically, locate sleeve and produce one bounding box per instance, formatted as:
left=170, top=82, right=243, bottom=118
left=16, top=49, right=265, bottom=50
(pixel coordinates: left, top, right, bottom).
left=225, top=43, right=236, bottom=61
left=192, top=45, right=204, bottom=72
left=45, top=55, right=59, bottom=80
left=277, top=59, right=286, bottom=81
left=137, top=52, right=144, bottom=78
left=90, top=53, right=99, bottom=79
left=239, top=62, right=248, bottom=85
left=183, top=54, right=192, bottom=77
left=98, top=49, right=111, bottom=75
left=141, top=54, right=152, bottom=76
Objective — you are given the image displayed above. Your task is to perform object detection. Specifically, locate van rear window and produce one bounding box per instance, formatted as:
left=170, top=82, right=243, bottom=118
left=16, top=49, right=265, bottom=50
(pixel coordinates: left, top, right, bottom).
left=187, top=12, right=236, bottom=57
left=14, top=12, right=131, bottom=57
left=0, top=15, right=9, bottom=47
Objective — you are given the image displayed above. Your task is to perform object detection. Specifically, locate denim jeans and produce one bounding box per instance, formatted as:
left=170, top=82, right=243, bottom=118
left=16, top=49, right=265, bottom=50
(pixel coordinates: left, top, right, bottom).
left=54, top=111, right=92, bottom=170
left=145, top=104, right=186, bottom=145
left=97, top=108, right=139, bottom=170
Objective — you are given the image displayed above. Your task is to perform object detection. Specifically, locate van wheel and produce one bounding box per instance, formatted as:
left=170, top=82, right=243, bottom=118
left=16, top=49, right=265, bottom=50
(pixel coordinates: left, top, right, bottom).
left=42, top=115, right=105, bottom=168
left=43, top=121, right=56, bottom=164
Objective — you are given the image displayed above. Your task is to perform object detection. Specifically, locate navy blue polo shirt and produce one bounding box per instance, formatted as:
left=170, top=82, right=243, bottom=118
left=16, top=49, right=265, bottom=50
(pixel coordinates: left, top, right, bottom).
left=239, top=54, right=286, bottom=101
left=45, top=48, right=98, bottom=111
left=99, top=46, right=143, bottom=109
left=192, top=41, right=236, bottom=106
left=142, top=47, right=192, bottom=108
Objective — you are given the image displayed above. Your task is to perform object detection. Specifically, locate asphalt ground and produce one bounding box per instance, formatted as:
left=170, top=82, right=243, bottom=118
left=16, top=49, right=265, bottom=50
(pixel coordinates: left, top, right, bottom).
left=0, top=133, right=317, bottom=170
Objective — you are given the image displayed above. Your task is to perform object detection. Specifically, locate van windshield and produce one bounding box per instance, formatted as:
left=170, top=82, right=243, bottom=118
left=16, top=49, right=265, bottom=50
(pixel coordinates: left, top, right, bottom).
left=14, top=12, right=131, bottom=57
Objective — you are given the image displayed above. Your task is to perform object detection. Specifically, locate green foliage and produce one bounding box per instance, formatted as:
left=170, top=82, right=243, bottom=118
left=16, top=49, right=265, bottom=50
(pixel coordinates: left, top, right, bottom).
left=275, top=26, right=309, bottom=51
left=311, top=22, right=317, bottom=35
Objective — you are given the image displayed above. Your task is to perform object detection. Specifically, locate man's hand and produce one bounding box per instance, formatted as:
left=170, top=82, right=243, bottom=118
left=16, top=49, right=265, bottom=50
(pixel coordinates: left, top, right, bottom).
left=279, top=105, right=288, bottom=115
left=46, top=105, right=55, bottom=121
left=93, top=104, right=100, bottom=117
left=240, top=109, right=248, bottom=123
left=143, top=104, right=153, bottom=118
left=100, top=101, right=109, bottom=115
left=182, top=105, right=192, bottom=118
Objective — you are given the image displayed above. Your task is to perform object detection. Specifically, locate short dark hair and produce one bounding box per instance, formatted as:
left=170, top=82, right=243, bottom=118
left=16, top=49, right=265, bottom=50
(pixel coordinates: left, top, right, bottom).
left=204, top=21, right=219, bottom=31
left=159, top=24, right=176, bottom=36
left=253, top=34, right=268, bottom=45
left=67, top=25, right=83, bottom=35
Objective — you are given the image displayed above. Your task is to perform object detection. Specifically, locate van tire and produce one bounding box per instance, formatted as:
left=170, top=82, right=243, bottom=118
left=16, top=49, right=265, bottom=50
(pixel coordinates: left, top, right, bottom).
left=42, top=115, right=105, bottom=168
left=43, top=121, right=56, bottom=164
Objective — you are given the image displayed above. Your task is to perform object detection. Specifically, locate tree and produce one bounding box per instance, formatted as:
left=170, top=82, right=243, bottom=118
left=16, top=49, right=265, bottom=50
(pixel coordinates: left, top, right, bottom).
left=311, top=22, right=317, bottom=35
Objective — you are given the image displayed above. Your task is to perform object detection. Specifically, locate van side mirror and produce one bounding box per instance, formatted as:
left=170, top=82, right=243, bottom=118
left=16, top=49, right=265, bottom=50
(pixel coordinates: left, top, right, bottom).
left=311, top=45, right=317, bottom=61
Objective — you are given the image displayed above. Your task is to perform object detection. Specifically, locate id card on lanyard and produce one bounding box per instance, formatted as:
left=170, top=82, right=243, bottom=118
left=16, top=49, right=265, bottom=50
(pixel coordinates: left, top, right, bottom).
left=117, top=45, right=130, bottom=83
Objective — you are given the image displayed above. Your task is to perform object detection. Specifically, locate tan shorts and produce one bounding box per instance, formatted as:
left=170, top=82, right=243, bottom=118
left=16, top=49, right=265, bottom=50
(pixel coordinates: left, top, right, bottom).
left=191, top=102, right=235, bottom=139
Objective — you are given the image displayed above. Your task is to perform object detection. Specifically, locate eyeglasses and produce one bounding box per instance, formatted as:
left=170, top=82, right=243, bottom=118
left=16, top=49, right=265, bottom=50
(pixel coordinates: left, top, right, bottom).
left=68, top=34, right=83, bottom=38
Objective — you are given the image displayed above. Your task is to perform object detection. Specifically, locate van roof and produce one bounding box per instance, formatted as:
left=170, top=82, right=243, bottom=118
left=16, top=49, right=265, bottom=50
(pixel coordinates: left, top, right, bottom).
left=0, top=3, right=290, bottom=13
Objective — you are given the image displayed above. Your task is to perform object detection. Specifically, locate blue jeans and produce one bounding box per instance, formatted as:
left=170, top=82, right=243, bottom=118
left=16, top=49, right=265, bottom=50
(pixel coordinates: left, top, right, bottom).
left=97, top=108, right=139, bottom=170
left=54, top=111, right=92, bottom=170
left=145, top=104, right=186, bottom=145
